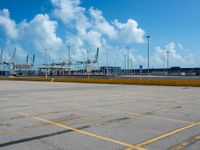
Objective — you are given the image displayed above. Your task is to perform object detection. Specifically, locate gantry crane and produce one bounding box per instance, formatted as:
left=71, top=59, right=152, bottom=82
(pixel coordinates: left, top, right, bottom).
left=77, top=48, right=99, bottom=72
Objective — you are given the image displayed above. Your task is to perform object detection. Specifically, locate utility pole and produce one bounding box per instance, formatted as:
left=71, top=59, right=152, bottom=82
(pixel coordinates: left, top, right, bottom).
left=12, top=48, right=16, bottom=70
left=45, top=48, right=48, bottom=78
left=163, top=56, right=165, bottom=73
left=146, top=35, right=150, bottom=75
left=167, top=51, right=170, bottom=75
left=130, top=59, right=133, bottom=75
left=127, top=47, right=130, bottom=75
left=124, top=54, right=126, bottom=75
left=68, top=45, right=71, bottom=75
left=106, top=52, right=109, bottom=77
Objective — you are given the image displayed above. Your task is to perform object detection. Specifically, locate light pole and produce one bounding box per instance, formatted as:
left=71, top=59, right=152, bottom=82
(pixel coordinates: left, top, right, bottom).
left=67, top=45, right=71, bottom=75
left=163, top=56, right=165, bottom=73
left=106, top=53, right=109, bottom=77
left=146, top=35, right=150, bottom=75
left=124, top=54, right=126, bottom=75
left=167, top=51, right=170, bottom=75
left=130, top=59, right=133, bottom=75
left=0, top=49, right=3, bottom=76
left=127, top=47, right=130, bottom=75
left=45, top=48, right=48, bottom=78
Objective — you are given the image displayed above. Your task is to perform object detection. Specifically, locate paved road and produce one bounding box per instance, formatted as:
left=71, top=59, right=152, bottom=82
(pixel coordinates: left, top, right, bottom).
left=9, top=75, right=200, bottom=80
left=0, top=81, right=199, bottom=150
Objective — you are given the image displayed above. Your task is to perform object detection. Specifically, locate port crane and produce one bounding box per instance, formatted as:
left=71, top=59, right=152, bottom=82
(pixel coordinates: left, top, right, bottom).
left=42, top=47, right=99, bottom=75
left=2, top=48, right=16, bottom=73
left=77, top=47, right=99, bottom=72
left=15, top=54, right=35, bottom=70
left=42, top=46, right=73, bottom=75
left=49, top=45, right=72, bottom=67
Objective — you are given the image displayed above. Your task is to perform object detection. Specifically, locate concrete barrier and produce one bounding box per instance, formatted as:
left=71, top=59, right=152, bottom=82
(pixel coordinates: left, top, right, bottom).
left=0, top=77, right=200, bottom=87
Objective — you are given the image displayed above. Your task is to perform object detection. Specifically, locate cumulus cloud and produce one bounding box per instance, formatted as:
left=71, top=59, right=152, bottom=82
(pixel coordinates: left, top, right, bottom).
left=89, top=8, right=117, bottom=39
left=2, top=40, right=28, bottom=64
left=153, top=42, right=196, bottom=67
left=21, top=14, right=63, bottom=54
left=0, top=9, right=63, bottom=63
left=51, top=0, right=90, bottom=35
left=0, top=9, right=18, bottom=39
left=114, top=19, right=145, bottom=43
left=51, top=0, right=145, bottom=50
left=51, top=0, right=85, bottom=24
left=2, top=0, right=196, bottom=68
left=48, top=0, right=197, bottom=68
left=85, top=30, right=102, bottom=47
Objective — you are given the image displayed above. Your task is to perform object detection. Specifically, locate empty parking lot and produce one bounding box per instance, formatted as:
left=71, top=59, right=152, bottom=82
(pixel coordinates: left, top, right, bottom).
left=0, top=80, right=199, bottom=150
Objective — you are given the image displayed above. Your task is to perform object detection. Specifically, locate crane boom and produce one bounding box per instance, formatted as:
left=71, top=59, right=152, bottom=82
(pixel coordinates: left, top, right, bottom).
left=93, top=47, right=99, bottom=63
left=26, top=55, right=29, bottom=64
left=32, top=55, right=35, bottom=66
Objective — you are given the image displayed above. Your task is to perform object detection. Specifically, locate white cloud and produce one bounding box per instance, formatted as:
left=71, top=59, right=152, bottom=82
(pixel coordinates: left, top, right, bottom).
left=178, top=43, right=184, bottom=50
left=67, top=36, right=86, bottom=60
left=89, top=8, right=117, bottom=39
left=25, top=14, right=63, bottom=53
left=51, top=0, right=91, bottom=35
left=2, top=1, right=197, bottom=68
left=85, top=30, right=102, bottom=47
left=152, top=42, right=196, bottom=68
left=2, top=40, right=28, bottom=64
left=0, top=10, right=63, bottom=64
left=51, top=0, right=84, bottom=23
left=0, top=0, right=148, bottom=67
left=51, top=0, right=145, bottom=50
left=0, top=9, right=18, bottom=39
left=114, top=19, right=145, bottom=43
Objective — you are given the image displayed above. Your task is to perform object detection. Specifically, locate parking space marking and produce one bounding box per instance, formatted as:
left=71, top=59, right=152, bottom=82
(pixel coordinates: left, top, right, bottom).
left=125, top=122, right=199, bottom=150
left=0, top=111, right=124, bottom=135
left=7, top=106, right=188, bottom=136
left=168, top=134, right=200, bottom=150
left=2, top=105, right=191, bottom=137
left=18, top=112, right=146, bottom=150
left=119, top=107, right=192, bottom=124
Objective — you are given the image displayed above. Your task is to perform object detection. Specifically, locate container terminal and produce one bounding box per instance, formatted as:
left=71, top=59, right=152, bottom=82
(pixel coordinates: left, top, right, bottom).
left=0, top=47, right=200, bottom=80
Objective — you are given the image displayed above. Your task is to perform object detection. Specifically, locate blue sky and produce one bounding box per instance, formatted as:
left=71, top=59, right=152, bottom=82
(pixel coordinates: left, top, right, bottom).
left=0, top=0, right=200, bottom=68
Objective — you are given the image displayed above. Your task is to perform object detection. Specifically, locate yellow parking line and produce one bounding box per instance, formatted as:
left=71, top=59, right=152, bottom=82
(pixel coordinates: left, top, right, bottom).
left=18, top=112, right=146, bottom=150
left=13, top=107, right=194, bottom=137
left=6, top=110, right=124, bottom=135
left=168, top=134, right=200, bottom=150
left=157, top=108, right=170, bottom=112
left=136, top=122, right=199, bottom=147
left=125, top=122, right=199, bottom=150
